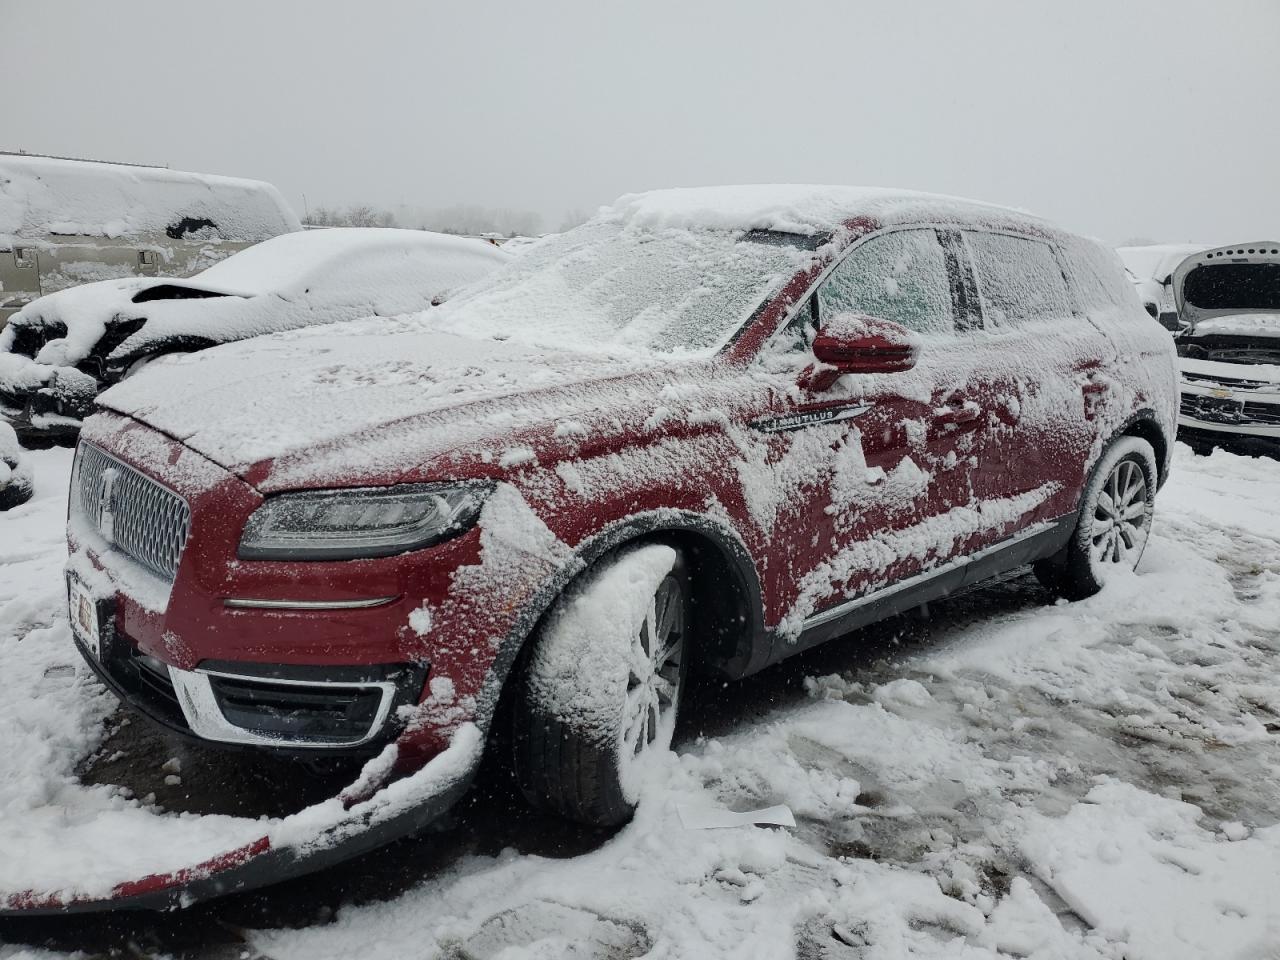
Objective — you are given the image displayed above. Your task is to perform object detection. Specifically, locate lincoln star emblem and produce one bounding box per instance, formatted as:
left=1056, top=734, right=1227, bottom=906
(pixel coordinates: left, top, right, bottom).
left=98, top=466, right=118, bottom=545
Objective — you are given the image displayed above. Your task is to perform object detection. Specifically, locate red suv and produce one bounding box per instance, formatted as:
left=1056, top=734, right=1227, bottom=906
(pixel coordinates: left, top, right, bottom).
left=68, top=186, right=1177, bottom=831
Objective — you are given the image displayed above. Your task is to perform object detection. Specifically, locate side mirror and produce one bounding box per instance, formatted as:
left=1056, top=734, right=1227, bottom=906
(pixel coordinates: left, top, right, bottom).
left=805, top=313, right=919, bottom=390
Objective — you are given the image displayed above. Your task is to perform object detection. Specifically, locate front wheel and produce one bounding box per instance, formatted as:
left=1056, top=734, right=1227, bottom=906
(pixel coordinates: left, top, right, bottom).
left=514, top=543, right=690, bottom=827
left=1034, top=436, right=1157, bottom=600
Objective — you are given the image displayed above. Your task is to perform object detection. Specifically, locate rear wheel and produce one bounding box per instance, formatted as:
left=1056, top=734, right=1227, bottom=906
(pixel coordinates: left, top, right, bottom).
left=1034, top=436, right=1157, bottom=600
left=514, top=543, right=690, bottom=827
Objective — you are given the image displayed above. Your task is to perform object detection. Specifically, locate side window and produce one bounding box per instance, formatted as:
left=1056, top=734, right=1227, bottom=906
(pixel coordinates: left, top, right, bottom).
left=965, top=231, right=1074, bottom=327
left=816, top=229, right=954, bottom=335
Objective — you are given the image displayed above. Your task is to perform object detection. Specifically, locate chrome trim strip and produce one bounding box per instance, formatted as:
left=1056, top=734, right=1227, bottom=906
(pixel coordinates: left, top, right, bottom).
left=168, top=666, right=397, bottom=749
left=222, top=596, right=399, bottom=610
left=801, top=522, right=1052, bottom=631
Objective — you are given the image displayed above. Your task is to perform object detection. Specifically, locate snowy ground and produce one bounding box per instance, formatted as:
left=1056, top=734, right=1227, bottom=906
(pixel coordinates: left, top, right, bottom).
left=3, top=443, right=1280, bottom=959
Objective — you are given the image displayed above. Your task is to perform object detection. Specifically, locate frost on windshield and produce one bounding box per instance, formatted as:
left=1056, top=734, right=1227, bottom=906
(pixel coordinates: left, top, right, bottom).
left=422, top=219, right=820, bottom=355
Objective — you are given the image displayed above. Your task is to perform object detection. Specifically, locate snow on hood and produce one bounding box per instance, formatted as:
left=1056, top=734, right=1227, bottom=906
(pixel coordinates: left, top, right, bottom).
left=0, top=229, right=508, bottom=371
left=96, top=317, right=659, bottom=485
left=0, top=154, right=299, bottom=242
left=1188, top=313, right=1280, bottom=338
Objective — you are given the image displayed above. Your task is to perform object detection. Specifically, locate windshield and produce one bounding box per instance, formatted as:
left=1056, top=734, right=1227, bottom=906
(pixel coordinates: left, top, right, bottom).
left=420, top=220, right=822, bottom=355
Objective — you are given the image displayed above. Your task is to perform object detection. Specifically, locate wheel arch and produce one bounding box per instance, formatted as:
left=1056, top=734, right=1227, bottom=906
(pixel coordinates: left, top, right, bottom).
left=472, top=510, right=767, bottom=741
left=1114, top=409, right=1170, bottom=488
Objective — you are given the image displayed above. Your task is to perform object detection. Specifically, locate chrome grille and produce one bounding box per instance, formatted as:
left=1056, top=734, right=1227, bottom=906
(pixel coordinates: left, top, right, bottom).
left=1182, top=372, right=1274, bottom=391
left=71, top=442, right=191, bottom=582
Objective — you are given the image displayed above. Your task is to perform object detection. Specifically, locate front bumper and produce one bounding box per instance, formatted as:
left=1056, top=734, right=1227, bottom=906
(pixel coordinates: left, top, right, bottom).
left=69, top=413, right=558, bottom=765
left=71, top=602, right=428, bottom=756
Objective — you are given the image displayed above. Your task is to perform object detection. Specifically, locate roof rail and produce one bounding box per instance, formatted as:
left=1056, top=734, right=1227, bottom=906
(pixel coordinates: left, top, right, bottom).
left=0, top=150, right=168, bottom=169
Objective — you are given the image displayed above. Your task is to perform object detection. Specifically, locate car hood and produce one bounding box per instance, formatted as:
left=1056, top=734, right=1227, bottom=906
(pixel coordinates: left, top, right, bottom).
left=1173, top=242, right=1280, bottom=332
left=96, top=317, right=672, bottom=491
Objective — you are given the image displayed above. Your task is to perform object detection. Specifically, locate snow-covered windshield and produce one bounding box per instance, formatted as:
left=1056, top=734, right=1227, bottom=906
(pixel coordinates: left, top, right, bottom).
left=421, top=220, right=821, bottom=355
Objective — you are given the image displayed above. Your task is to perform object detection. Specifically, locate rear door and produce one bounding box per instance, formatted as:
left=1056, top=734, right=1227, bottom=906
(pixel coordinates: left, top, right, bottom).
left=957, top=229, right=1110, bottom=534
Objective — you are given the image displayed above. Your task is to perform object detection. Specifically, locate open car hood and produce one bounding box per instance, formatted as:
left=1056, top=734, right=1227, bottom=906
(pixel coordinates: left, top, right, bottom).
left=1174, top=242, right=1280, bottom=334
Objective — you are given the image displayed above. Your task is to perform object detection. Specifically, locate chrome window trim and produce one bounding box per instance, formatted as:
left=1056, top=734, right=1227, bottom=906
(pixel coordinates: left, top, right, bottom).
left=222, top=596, right=400, bottom=611
left=168, top=665, right=397, bottom=749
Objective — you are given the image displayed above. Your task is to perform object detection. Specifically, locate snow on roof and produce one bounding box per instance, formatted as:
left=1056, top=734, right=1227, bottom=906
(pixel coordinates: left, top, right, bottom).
left=602, top=184, right=1040, bottom=235
left=0, top=154, right=301, bottom=242
left=1116, top=244, right=1211, bottom=283
left=194, top=227, right=509, bottom=297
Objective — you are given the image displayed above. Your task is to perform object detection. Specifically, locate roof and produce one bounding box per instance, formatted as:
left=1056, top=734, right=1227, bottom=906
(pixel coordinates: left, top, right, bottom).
left=603, top=184, right=1043, bottom=236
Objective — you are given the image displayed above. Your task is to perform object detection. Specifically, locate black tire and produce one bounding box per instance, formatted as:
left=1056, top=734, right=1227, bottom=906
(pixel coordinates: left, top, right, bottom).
left=1034, top=436, right=1157, bottom=601
left=513, top=544, right=691, bottom=827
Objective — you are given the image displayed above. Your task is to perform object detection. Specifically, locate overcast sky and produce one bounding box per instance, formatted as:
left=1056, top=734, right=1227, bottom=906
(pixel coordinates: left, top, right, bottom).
left=3, top=1, right=1277, bottom=243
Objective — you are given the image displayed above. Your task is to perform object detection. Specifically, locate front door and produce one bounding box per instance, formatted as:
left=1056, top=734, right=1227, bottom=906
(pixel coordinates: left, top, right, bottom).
left=753, top=227, right=994, bottom=638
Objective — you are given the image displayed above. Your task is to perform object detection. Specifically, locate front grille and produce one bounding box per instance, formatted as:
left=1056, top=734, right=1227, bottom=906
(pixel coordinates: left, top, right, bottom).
left=1182, top=372, right=1275, bottom=391
left=1181, top=393, right=1280, bottom=426
left=1243, top=401, right=1280, bottom=425
left=72, top=442, right=191, bottom=582
left=207, top=675, right=386, bottom=745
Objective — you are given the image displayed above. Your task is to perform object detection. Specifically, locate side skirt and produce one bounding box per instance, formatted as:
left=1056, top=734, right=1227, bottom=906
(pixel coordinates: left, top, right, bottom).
left=763, top=517, right=1075, bottom=667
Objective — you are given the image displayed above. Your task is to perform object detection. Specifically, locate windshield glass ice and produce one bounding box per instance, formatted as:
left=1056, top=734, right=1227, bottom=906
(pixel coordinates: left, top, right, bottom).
left=421, top=220, right=821, bottom=355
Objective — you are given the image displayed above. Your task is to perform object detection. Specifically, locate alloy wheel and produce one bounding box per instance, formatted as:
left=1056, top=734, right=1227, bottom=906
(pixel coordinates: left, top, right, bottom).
left=1090, top=457, right=1149, bottom=568
left=623, top=574, right=685, bottom=758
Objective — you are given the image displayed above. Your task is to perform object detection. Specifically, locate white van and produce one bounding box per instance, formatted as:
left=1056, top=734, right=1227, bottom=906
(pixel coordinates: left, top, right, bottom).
left=0, top=154, right=301, bottom=327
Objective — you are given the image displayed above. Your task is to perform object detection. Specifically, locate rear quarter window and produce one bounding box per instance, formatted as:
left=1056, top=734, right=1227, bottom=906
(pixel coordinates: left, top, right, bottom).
left=1060, top=237, right=1141, bottom=315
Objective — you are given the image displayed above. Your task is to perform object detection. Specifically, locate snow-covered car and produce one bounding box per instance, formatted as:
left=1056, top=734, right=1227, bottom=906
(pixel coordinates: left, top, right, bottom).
left=1117, top=243, right=1209, bottom=331
left=1170, top=242, right=1280, bottom=453
left=0, top=153, right=301, bottom=329
left=0, top=228, right=510, bottom=443
left=0, top=420, right=33, bottom=510
left=57, top=186, right=1175, bottom=909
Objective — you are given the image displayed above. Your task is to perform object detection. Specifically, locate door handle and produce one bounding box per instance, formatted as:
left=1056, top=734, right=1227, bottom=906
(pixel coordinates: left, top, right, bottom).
left=933, top=399, right=982, bottom=429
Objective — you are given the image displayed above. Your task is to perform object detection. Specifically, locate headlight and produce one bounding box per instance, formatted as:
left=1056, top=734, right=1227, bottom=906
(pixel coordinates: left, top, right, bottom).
left=239, top=483, right=490, bottom=561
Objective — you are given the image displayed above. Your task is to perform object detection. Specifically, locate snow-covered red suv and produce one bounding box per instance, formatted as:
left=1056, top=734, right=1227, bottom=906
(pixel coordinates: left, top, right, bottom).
left=67, top=186, right=1176, bottom=832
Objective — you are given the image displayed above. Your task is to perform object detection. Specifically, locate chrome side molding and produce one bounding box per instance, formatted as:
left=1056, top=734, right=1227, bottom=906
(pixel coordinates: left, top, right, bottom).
left=222, top=596, right=399, bottom=610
